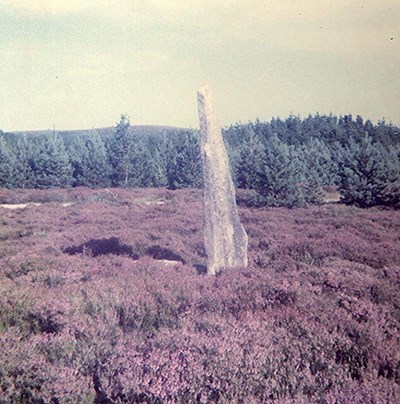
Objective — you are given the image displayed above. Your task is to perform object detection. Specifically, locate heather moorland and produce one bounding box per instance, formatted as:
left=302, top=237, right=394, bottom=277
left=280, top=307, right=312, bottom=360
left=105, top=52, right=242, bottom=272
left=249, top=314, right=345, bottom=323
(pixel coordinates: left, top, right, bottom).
left=0, top=187, right=399, bottom=403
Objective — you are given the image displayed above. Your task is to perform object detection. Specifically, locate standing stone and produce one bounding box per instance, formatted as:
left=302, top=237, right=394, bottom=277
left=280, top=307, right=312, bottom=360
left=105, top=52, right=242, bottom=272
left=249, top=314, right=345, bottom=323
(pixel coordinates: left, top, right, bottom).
left=197, top=85, right=248, bottom=275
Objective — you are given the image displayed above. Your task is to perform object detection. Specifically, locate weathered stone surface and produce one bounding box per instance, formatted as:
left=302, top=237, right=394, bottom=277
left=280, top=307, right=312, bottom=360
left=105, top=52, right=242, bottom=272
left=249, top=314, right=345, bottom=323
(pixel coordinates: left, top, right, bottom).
left=197, top=85, right=248, bottom=275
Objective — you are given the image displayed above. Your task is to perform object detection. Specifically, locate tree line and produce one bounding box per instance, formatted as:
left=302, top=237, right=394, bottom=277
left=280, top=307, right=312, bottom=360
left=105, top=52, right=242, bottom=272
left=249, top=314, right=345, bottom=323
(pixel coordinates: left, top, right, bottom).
left=1, top=114, right=399, bottom=208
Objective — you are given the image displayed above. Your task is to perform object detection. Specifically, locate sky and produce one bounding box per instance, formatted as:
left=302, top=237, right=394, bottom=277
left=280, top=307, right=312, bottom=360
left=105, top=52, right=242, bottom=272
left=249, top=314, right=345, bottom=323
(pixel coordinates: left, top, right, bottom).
left=0, top=0, right=399, bottom=131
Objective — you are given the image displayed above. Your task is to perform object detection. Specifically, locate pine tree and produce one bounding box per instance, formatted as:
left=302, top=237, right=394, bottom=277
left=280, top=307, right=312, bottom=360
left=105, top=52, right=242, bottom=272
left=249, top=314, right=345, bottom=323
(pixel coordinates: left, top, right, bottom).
left=83, top=131, right=111, bottom=187
left=256, top=135, right=304, bottom=208
left=374, top=146, right=400, bottom=208
left=282, top=114, right=302, bottom=145
left=339, top=136, right=400, bottom=208
left=109, top=115, right=135, bottom=187
left=235, top=129, right=265, bottom=189
left=142, top=134, right=168, bottom=187
left=166, top=131, right=202, bottom=189
left=33, top=133, right=73, bottom=188
left=67, top=137, right=89, bottom=187
left=297, top=138, right=336, bottom=204
left=299, top=162, right=324, bottom=205
left=127, top=137, right=155, bottom=187
left=10, top=135, right=36, bottom=188
left=0, top=136, right=15, bottom=188
left=300, top=138, right=337, bottom=186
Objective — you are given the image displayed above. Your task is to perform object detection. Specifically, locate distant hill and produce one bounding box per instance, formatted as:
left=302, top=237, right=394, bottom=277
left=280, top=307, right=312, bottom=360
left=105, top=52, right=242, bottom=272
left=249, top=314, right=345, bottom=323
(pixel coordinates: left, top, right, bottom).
left=10, top=124, right=193, bottom=138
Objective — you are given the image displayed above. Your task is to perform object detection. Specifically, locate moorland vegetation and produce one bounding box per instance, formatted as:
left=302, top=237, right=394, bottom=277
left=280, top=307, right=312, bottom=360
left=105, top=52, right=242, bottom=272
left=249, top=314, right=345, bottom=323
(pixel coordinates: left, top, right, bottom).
left=1, top=114, right=399, bottom=402
left=0, top=188, right=399, bottom=402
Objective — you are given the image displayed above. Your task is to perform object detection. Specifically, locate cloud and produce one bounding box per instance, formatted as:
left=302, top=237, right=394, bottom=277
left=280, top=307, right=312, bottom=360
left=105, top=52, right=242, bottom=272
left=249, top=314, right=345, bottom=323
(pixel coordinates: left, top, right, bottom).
left=188, top=0, right=400, bottom=54
left=0, top=0, right=91, bottom=15
left=68, top=50, right=171, bottom=79
left=148, top=0, right=238, bottom=11
left=2, top=0, right=397, bottom=20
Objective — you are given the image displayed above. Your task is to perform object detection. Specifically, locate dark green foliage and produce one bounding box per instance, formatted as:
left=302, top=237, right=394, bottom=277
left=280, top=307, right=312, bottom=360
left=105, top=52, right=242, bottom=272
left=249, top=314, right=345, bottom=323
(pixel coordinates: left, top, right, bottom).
left=149, top=148, right=168, bottom=187
left=128, top=140, right=154, bottom=187
left=1, top=133, right=38, bottom=188
left=9, top=136, right=36, bottom=188
left=0, top=136, right=15, bottom=188
left=32, top=133, right=73, bottom=189
left=2, top=114, right=399, bottom=209
left=271, top=115, right=302, bottom=145
left=68, top=131, right=111, bottom=188
left=375, top=146, right=400, bottom=208
left=67, top=136, right=88, bottom=187
left=224, top=113, right=400, bottom=150
left=299, top=167, right=324, bottom=206
left=297, top=138, right=337, bottom=205
left=166, top=131, right=202, bottom=190
left=109, top=115, right=134, bottom=187
left=339, top=136, right=400, bottom=208
left=108, top=115, right=162, bottom=188
left=369, top=119, right=400, bottom=147
left=84, top=131, right=111, bottom=188
left=255, top=135, right=305, bottom=208
left=299, top=138, right=338, bottom=186
left=141, top=134, right=168, bottom=187
left=235, top=129, right=265, bottom=189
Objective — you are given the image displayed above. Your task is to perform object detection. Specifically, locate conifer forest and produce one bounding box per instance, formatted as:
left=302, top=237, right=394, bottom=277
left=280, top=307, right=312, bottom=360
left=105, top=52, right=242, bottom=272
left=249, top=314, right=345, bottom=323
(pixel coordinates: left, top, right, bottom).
left=0, top=114, right=400, bottom=403
left=1, top=113, right=399, bottom=208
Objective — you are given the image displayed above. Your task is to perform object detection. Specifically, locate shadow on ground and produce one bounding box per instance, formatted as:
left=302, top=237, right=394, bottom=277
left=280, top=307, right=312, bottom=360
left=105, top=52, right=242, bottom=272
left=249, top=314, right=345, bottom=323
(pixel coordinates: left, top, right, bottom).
left=193, top=264, right=207, bottom=275
left=63, top=239, right=186, bottom=264
left=63, top=237, right=139, bottom=259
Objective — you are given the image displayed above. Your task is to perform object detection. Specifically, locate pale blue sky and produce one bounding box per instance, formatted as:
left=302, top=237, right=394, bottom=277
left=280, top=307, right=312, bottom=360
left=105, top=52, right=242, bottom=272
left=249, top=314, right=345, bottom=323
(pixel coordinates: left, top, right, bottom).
left=0, top=0, right=399, bottom=131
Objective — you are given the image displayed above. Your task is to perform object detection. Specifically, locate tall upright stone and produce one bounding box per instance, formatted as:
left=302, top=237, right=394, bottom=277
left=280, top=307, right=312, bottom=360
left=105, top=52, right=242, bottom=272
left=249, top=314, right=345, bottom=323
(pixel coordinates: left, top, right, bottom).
left=197, top=85, right=248, bottom=275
